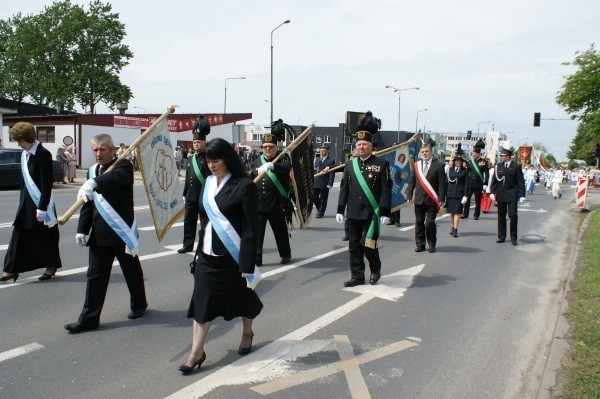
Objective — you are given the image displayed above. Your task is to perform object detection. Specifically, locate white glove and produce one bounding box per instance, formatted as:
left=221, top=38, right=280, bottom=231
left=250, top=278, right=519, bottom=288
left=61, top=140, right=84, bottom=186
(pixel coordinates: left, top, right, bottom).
left=257, top=162, right=274, bottom=174
left=36, top=209, right=47, bottom=222
left=380, top=216, right=390, bottom=225
left=490, top=194, right=496, bottom=201
left=327, top=185, right=332, bottom=189
left=461, top=196, right=468, bottom=205
left=519, top=197, right=526, bottom=203
left=335, top=213, right=344, bottom=223
left=483, top=185, right=488, bottom=191
left=182, top=196, right=186, bottom=203
left=241, top=273, right=248, bottom=278
left=78, top=179, right=98, bottom=202
left=76, top=233, right=88, bottom=246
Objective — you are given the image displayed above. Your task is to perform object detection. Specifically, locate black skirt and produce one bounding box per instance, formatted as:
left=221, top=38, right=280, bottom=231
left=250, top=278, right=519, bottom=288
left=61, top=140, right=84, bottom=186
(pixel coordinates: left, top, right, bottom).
left=445, top=197, right=464, bottom=215
left=187, top=252, right=263, bottom=324
left=3, top=225, right=62, bottom=273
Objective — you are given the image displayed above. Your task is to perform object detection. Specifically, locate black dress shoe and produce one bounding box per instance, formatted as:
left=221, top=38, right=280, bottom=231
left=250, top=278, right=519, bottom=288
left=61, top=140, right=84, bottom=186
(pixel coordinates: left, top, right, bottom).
left=449, top=228, right=455, bottom=236
left=428, top=247, right=436, bottom=253
left=127, top=306, right=147, bottom=319
left=511, top=240, right=518, bottom=246
left=0, top=273, right=19, bottom=282
left=315, top=214, right=323, bottom=219
left=177, top=247, right=193, bottom=254
left=238, top=333, right=254, bottom=355
left=460, top=215, right=467, bottom=219
left=38, top=269, right=56, bottom=281
left=370, top=273, right=381, bottom=285
left=280, top=257, right=291, bottom=265
left=385, top=221, right=395, bottom=225
left=395, top=223, right=401, bottom=227
left=496, top=239, right=505, bottom=243
left=414, top=247, right=426, bottom=252
left=178, top=352, right=207, bottom=373
left=474, top=216, right=479, bottom=220
left=343, top=278, right=365, bottom=287
left=64, top=322, right=99, bottom=334
left=341, top=236, right=349, bottom=241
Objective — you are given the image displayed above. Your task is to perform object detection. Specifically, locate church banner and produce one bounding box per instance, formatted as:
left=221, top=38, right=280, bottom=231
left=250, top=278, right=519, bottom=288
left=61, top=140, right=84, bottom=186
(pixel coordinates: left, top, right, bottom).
left=288, top=128, right=314, bottom=229
left=376, top=141, right=419, bottom=212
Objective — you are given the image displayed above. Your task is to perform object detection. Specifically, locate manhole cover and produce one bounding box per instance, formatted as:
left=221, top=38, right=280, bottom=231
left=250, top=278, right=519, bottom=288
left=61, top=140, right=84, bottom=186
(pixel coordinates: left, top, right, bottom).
left=520, top=234, right=546, bottom=243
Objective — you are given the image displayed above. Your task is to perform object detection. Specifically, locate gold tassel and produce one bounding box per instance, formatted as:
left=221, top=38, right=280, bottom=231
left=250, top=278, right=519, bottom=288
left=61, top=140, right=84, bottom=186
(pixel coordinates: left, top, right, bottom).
left=364, top=238, right=378, bottom=249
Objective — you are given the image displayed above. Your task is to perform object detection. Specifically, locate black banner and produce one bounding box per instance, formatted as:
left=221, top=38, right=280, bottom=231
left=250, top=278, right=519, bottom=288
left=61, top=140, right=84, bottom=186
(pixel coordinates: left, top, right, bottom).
left=289, top=131, right=314, bottom=229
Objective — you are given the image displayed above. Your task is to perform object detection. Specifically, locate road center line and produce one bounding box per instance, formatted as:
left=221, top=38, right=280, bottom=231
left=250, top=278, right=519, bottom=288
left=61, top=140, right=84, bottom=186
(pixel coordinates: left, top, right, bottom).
left=0, top=343, right=44, bottom=363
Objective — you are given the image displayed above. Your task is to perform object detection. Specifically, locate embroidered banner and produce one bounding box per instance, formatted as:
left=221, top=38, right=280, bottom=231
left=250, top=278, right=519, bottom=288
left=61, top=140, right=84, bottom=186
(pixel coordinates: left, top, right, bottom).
left=373, top=140, right=418, bottom=212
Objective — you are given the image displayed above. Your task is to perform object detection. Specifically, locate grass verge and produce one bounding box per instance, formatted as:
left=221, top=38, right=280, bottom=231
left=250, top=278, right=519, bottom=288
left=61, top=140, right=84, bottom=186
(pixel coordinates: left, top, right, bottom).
left=560, top=210, right=600, bottom=398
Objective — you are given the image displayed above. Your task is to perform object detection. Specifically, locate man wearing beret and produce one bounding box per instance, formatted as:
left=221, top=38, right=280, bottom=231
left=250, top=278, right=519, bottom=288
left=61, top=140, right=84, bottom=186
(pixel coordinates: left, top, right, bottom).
left=489, top=148, right=526, bottom=246
left=336, top=127, right=391, bottom=287
left=313, top=144, right=336, bottom=218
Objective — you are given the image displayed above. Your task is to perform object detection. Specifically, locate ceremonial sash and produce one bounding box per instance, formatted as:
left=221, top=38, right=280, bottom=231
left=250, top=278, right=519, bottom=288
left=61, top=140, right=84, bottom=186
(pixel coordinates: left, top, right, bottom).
left=351, top=158, right=381, bottom=249
left=414, top=160, right=441, bottom=213
left=89, top=163, right=140, bottom=256
left=470, top=157, right=484, bottom=182
left=260, top=155, right=288, bottom=199
left=191, top=154, right=206, bottom=185
left=21, top=151, right=58, bottom=227
left=202, top=175, right=261, bottom=289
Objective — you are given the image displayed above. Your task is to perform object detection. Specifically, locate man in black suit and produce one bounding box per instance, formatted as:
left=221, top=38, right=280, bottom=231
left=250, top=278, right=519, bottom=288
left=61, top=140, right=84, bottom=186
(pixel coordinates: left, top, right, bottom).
left=406, top=140, right=447, bottom=253
left=313, top=144, right=336, bottom=218
left=462, top=141, right=490, bottom=220
left=489, top=148, right=526, bottom=246
left=336, top=112, right=391, bottom=287
left=178, top=116, right=210, bottom=253
left=65, top=134, right=147, bottom=333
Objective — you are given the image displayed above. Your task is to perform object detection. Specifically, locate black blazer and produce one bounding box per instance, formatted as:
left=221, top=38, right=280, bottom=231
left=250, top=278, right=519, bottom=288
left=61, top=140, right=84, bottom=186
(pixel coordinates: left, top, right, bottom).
left=183, top=152, right=210, bottom=203
left=490, top=162, right=526, bottom=202
left=406, top=158, right=447, bottom=205
left=78, top=159, right=136, bottom=247
left=337, top=155, right=391, bottom=220
left=198, top=176, right=258, bottom=274
left=466, top=156, right=490, bottom=189
left=15, top=143, right=55, bottom=229
left=446, top=167, right=469, bottom=199
left=250, top=152, right=292, bottom=213
left=313, top=155, right=335, bottom=189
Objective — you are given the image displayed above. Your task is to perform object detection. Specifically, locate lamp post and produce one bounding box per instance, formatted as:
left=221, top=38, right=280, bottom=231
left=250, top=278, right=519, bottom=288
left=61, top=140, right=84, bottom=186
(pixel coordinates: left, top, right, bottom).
left=384, top=85, right=419, bottom=143
left=133, top=106, right=145, bottom=114
left=416, top=109, right=428, bottom=141
left=270, top=19, right=290, bottom=126
left=224, top=77, right=246, bottom=114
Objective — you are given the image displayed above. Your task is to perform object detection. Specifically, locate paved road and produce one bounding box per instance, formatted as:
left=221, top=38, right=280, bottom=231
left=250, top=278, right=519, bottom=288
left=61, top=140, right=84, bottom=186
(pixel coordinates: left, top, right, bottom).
left=0, top=179, right=583, bottom=399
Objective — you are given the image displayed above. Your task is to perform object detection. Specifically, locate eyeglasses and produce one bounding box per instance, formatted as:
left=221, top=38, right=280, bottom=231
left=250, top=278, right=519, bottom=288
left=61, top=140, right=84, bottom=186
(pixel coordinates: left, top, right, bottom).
left=262, top=145, right=276, bottom=149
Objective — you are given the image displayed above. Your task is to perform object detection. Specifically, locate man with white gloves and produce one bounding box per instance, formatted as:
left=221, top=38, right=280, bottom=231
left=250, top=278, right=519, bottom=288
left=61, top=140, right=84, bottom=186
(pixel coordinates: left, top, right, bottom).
left=65, top=133, right=147, bottom=334
left=462, top=140, right=490, bottom=220
left=336, top=112, right=391, bottom=287
left=489, top=148, right=526, bottom=246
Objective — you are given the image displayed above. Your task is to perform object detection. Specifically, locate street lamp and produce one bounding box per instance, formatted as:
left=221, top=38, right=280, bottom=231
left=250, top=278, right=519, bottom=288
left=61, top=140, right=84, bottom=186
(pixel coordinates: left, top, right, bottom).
left=477, top=121, right=492, bottom=137
left=270, top=19, right=291, bottom=126
left=384, top=85, right=420, bottom=143
left=133, top=106, right=145, bottom=114
left=224, top=77, right=246, bottom=114
left=416, top=109, right=428, bottom=141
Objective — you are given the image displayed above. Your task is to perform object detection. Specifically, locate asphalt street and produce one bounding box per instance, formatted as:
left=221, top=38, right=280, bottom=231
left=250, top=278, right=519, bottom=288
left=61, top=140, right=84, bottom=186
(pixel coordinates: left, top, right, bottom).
left=0, top=177, right=582, bottom=399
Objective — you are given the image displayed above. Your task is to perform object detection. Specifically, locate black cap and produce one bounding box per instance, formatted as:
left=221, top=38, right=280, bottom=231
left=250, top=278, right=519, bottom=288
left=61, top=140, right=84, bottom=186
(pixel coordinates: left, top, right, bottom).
left=355, top=130, right=372, bottom=143
left=319, top=144, right=330, bottom=150
left=473, top=139, right=485, bottom=154
left=500, top=148, right=513, bottom=156
left=262, top=133, right=279, bottom=145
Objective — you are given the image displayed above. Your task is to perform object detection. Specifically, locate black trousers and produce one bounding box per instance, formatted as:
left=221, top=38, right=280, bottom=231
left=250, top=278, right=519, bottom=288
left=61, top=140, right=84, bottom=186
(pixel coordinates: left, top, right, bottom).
left=182, top=199, right=200, bottom=249
left=78, top=244, right=147, bottom=325
left=414, top=203, right=437, bottom=248
left=257, top=209, right=291, bottom=259
left=313, top=187, right=330, bottom=216
left=347, top=219, right=381, bottom=280
left=463, top=186, right=483, bottom=218
left=497, top=200, right=518, bottom=241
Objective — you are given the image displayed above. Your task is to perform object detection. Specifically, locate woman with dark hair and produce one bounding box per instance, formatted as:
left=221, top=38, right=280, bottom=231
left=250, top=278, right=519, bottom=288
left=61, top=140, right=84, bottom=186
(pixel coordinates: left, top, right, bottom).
left=179, top=138, right=261, bottom=373
left=446, top=146, right=469, bottom=237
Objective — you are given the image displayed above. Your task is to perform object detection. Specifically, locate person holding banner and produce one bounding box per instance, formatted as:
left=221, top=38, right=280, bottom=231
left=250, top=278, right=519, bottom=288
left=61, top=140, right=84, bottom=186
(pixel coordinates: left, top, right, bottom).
left=179, top=138, right=262, bottom=373
left=2, top=122, right=62, bottom=283
left=489, top=148, right=526, bottom=246
left=462, top=139, right=489, bottom=220
left=65, top=134, right=147, bottom=333
left=336, top=113, right=391, bottom=287
left=178, top=115, right=211, bottom=253
left=406, top=139, right=447, bottom=253
left=251, top=123, right=292, bottom=266
left=313, top=144, right=336, bottom=218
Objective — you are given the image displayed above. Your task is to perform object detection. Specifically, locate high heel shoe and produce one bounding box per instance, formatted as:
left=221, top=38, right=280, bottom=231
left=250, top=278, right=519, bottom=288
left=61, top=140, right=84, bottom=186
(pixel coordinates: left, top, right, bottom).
left=38, top=268, right=56, bottom=281
left=0, top=273, right=18, bottom=282
left=238, top=332, right=254, bottom=355
left=178, top=352, right=206, bottom=373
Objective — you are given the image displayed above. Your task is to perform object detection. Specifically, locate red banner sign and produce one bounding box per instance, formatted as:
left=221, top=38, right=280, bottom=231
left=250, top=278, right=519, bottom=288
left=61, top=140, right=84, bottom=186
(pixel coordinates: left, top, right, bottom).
left=114, top=115, right=150, bottom=129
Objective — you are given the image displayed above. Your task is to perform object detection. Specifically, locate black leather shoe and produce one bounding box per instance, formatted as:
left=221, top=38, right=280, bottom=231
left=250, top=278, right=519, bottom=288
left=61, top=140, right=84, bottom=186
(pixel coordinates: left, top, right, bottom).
left=414, top=247, right=426, bottom=252
left=0, top=273, right=19, bottom=282
left=386, top=221, right=395, bottom=225
left=178, top=352, right=206, bottom=373
left=460, top=215, right=467, bottom=219
left=370, top=273, right=381, bottom=285
left=496, top=239, right=505, bottom=243
left=177, top=247, right=193, bottom=254
left=449, top=228, right=455, bottom=236
left=428, top=247, right=436, bottom=253
left=127, top=306, right=147, bottom=320
left=315, top=214, right=323, bottom=219
left=474, top=216, right=479, bottom=220
left=341, top=236, right=349, bottom=241
left=38, top=269, right=57, bottom=281
left=238, top=333, right=254, bottom=355
left=395, top=223, right=401, bottom=227
left=64, top=322, right=99, bottom=334
left=280, top=257, right=291, bottom=265
left=511, top=240, right=518, bottom=246
left=343, top=278, right=365, bottom=287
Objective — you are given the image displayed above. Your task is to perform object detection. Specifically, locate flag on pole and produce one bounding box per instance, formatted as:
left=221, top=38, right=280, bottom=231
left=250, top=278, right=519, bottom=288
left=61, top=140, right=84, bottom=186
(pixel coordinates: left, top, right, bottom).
left=375, top=140, right=419, bottom=211
left=136, top=117, right=185, bottom=241
left=485, top=131, right=500, bottom=164
left=288, top=127, right=314, bottom=229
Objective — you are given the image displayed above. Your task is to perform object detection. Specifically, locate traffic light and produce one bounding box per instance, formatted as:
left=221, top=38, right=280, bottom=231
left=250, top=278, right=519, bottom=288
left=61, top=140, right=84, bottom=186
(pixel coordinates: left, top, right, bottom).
left=533, top=112, right=541, bottom=127
left=466, top=130, right=472, bottom=140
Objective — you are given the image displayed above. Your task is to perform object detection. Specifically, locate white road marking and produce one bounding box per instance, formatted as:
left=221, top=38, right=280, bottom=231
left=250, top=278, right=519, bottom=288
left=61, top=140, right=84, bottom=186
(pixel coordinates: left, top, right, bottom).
left=139, top=222, right=183, bottom=231
left=334, top=335, right=371, bottom=399
left=0, top=343, right=44, bottom=363
left=0, top=244, right=7, bottom=251
left=519, top=208, right=549, bottom=213
left=399, top=212, right=451, bottom=231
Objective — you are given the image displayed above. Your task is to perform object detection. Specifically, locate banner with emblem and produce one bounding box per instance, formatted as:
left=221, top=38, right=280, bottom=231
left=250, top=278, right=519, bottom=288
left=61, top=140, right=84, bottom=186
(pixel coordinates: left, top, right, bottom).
left=485, top=131, right=500, bottom=164
left=375, top=140, right=419, bottom=212
left=136, top=117, right=185, bottom=241
left=287, top=127, right=314, bottom=229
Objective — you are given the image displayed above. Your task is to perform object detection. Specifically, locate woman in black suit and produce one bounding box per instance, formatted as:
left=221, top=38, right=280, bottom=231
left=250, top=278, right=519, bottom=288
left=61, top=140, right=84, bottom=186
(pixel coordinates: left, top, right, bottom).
left=446, top=147, right=469, bottom=238
left=179, top=138, right=262, bottom=373
left=2, top=122, right=62, bottom=282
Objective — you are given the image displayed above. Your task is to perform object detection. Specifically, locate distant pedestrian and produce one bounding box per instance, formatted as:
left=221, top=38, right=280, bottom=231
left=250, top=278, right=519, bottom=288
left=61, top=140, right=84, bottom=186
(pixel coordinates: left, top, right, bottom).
left=313, top=144, right=335, bottom=218
left=65, top=145, right=77, bottom=182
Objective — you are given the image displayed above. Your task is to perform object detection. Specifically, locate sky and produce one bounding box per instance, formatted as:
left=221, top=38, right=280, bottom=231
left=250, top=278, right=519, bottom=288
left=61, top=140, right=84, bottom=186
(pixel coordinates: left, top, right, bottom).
left=2, top=0, right=598, bottom=160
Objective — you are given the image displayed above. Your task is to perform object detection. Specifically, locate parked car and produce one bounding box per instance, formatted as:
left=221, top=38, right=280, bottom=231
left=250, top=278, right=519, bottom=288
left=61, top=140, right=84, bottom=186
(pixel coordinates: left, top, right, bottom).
left=0, top=148, right=66, bottom=189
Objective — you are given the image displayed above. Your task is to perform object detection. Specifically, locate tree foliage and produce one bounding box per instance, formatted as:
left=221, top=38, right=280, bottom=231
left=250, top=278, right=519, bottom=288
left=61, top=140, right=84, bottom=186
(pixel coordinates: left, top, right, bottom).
left=0, top=0, right=132, bottom=112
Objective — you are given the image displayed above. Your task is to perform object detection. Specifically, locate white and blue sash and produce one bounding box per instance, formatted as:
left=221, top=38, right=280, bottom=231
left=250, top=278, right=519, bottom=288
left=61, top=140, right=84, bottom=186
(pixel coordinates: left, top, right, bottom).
left=202, top=175, right=261, bottom=289
left=21, top=150, right=58, bottom=227
left=89, top=163, right=140, bottom=257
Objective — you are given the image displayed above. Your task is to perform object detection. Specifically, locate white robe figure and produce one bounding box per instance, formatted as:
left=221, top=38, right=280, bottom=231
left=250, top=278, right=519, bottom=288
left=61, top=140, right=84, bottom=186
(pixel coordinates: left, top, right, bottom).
left=552, top=169, right=564, bottom=198
left=525, top=168, right=536, bottom=194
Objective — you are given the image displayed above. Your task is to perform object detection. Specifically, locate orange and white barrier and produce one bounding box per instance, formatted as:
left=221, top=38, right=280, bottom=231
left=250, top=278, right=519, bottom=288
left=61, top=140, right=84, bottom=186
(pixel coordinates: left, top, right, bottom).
left=576, top=177, right=588, bottom=209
